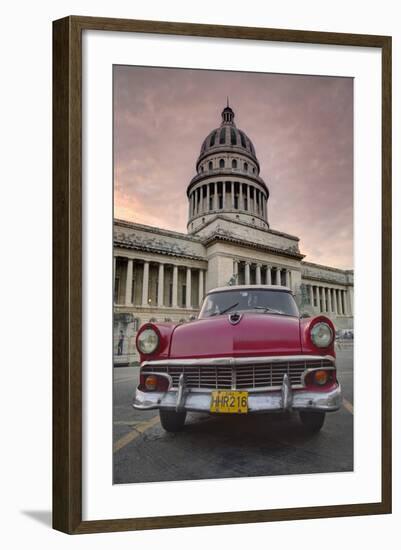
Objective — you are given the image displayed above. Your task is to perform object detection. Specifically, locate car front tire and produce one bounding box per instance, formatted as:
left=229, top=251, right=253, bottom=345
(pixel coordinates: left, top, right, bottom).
left=299, top=411, right=326, bottom=432
left=159, top=409, right=187, bottom=432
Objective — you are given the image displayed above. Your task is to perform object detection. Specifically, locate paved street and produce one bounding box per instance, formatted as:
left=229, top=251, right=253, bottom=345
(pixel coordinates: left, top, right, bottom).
left=113, top=345, right=353, bottom=484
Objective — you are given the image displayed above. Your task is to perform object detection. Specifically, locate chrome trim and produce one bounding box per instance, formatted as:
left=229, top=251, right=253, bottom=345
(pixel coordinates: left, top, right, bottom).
left=176, top=373, right=186, bottom=412
left=133, top=383, right=342, bottom=413
left=141, top=354, right=335, bottom=369
left=281, top=374, right=293, bottom=410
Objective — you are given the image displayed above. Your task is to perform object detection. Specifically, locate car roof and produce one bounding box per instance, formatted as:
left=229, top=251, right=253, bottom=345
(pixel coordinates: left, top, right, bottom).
left=207, top=284, right=292, bottom=294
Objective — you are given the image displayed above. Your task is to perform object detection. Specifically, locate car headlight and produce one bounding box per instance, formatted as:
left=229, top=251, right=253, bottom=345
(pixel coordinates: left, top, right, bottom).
left=310, top=322, right=333, bottom=348
left=137, top=328, right=159, bottom=354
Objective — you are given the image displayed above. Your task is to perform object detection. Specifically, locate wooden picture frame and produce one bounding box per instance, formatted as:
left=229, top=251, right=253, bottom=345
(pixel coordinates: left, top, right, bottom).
left=53, top=15, right=392, bottom=534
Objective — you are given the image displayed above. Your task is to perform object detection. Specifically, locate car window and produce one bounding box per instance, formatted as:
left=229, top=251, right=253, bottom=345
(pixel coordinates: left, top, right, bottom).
left=199, top=289, right=299, bottom=318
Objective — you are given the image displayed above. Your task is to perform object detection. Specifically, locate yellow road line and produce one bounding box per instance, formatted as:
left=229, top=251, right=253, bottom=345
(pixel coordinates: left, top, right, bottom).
left=342, top=398, right=354, bottom=414
left=113, top=415, right=160, bottom=453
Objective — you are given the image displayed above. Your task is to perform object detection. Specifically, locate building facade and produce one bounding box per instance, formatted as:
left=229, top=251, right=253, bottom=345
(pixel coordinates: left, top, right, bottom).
left=114, top=104, right=353, bottom=365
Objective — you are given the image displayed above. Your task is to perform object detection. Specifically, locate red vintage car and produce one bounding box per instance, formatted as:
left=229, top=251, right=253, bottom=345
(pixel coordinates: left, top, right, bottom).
left=133, top=285, right=341, bottom=433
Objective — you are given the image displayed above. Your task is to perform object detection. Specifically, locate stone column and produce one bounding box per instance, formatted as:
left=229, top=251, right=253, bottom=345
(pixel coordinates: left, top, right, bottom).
left=321, top=287, right=326, bottom=312
left=315, top=287, right=320, bottom=312
left=186, top=267, right=192, bottom=308
left=285, top=270, right=290, bottom=288
left=327, top=287, right=332, bottom=313
left=336, top=290, right=342, bottom=315
left=172, top=265, right=178, bottom=308
left=333, top=289, right=338, bottom=314
left=125, top=258, right=133, bottom=306
left=342, top=290, right=347, bottom=315
left=309, top=285, right=314, bottom=307
left=239, top=183, right=243, bottom=210
left=214, top=183, right=219, bottom=210
left=256, top=264, right=261, bottom=284
left=141, top=261, right=149, bottom=306
left=276, top=268, right=282, bottom=286
left=198, top=270, right=204, bottom=305
left=348, top=287, right=354, bottom=315
left=157, top=263, right=164, bottom=307
left=245, top=262, right=250, bottom=285
left=266, top=265, right=272, bottom=285
left=233, top=260, right=239, bottom=283
left=206, top=184, right=210, bottom=212
left=247, top=184, right=251, bottom=212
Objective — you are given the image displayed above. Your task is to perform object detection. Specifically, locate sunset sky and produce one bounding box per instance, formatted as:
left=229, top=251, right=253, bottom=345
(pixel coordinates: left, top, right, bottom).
left=114, top=66, right=353, bottom=269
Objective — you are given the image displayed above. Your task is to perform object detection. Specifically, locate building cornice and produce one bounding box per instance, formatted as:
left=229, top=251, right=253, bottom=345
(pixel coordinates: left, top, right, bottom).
left=203, top=232, right=305, bottom=260
left=301, top=260, right=354, bottom=274
left=114, top=218, right=202, bottom=243
left=114, top=239, right=206, bottom=262
left=190, top=214, right=300, bottom=242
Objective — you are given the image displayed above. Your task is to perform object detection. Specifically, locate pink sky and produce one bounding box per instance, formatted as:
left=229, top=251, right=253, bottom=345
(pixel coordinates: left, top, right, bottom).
left=114, top=66, right=353, bottom=269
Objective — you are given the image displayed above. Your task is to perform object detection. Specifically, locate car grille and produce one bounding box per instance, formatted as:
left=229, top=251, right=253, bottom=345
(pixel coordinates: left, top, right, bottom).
left=141, top=359, right=333, bottom=390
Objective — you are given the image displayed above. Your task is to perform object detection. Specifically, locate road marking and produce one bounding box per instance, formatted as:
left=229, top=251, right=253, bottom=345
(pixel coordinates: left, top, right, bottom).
left=342, top=398, right=354, bottom=414
left=113, top=415, right=160, bottom=453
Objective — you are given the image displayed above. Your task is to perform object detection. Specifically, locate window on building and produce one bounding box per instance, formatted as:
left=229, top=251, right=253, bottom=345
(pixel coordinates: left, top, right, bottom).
left=219, top=195, right=223, bottom=209
left=231, top=128, right=237, bottom=145
left=219, top=128, right=226, bottom=144
left=219, top=158, right=225, bottom=169
left=181, top=284, right=186, bottom=307
left=234, top=195, right=239, bottom=209
left=208, top=161, right=213, bottom=170
left=132, top=318, right=140, bottom=331
left=232, top=159, right=237, bottom=169
left=244, top=162, right=248, bottom=172
left=210, top=131, right=217, bottom=146
left=209, top=196, right=213, bottom=210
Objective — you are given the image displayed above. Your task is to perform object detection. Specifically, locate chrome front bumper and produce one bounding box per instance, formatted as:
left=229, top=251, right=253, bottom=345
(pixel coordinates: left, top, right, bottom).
left=132, top=378, right=342, bottom=414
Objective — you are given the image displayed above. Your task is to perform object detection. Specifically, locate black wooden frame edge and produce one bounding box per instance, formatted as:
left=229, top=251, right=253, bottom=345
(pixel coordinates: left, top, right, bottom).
left=52, top=15, right=392, bottom=535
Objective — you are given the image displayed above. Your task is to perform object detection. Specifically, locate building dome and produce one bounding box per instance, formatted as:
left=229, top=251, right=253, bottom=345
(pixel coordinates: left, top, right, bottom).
left=187, top=103, right=269, bottom=234
left=198, top=106, right=258, bottom=165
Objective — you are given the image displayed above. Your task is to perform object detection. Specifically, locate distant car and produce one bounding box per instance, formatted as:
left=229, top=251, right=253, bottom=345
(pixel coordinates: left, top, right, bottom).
left=133, top=285, right=341, bottom=433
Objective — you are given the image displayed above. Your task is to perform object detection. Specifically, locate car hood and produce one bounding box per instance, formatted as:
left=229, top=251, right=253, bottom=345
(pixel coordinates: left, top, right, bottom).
left=169, top=313, right=302, bottom=358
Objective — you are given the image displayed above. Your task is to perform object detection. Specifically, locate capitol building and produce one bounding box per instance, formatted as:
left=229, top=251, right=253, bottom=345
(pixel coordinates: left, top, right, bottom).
left=114, top=104, right=354, bottom=365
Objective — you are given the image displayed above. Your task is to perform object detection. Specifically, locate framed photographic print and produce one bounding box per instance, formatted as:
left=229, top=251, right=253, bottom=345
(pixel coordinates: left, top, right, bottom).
left=53, top=16, right=392, bottom=534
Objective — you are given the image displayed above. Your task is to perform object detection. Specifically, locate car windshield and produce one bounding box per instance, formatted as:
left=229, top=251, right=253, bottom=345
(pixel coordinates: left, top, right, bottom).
left=199, top=289, right=299, bottom=319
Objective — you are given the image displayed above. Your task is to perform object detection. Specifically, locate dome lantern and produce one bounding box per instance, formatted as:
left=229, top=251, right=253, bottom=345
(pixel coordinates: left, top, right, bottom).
left=221, top=98, right=235, bottom=125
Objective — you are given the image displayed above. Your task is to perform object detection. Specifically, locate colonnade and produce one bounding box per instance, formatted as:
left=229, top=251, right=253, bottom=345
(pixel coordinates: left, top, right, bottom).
left=189, top=181, right=267, bottom=219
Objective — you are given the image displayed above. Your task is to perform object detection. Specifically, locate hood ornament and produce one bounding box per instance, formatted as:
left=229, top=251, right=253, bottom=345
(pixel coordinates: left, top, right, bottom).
left=228, top=312, right=242, bottom=325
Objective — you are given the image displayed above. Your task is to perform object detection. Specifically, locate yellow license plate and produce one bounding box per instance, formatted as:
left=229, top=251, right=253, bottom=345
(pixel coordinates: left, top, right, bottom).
left=210, top=391, right=248, bottom=414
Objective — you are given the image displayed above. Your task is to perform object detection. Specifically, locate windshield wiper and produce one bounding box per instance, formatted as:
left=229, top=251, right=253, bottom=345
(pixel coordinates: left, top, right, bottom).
left=210, top=302, right=239, bottom=316
left=253, top=306, right=286, bottom=315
